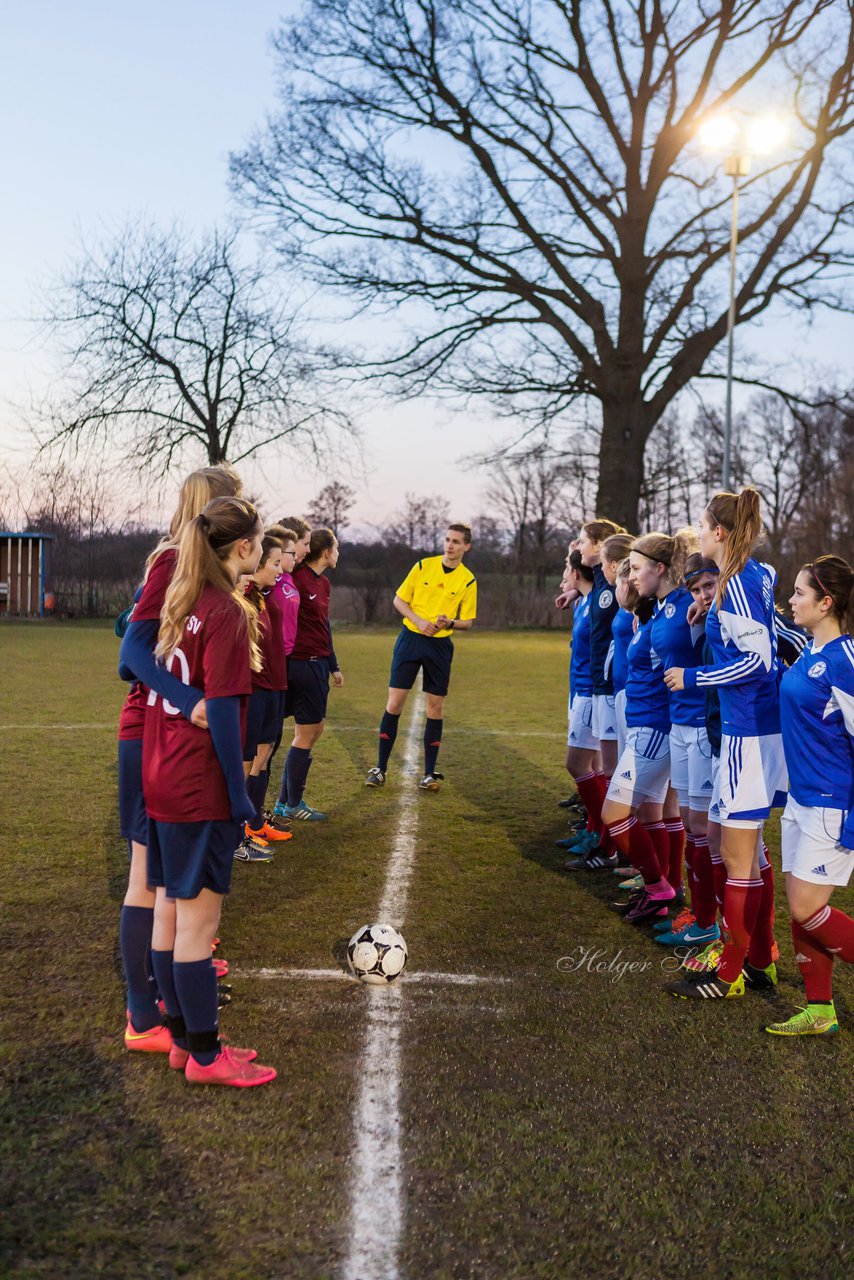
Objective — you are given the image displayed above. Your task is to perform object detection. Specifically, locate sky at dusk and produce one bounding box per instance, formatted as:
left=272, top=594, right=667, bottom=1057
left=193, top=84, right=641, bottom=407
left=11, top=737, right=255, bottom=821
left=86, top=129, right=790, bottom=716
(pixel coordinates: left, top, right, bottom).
left=1, top=1, right=851, bottom=532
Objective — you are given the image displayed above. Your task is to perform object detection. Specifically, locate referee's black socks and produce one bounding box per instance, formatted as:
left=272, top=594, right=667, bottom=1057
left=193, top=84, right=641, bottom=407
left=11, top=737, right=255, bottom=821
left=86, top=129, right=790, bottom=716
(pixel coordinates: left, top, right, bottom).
left=378, top=711, right=400, bottom=771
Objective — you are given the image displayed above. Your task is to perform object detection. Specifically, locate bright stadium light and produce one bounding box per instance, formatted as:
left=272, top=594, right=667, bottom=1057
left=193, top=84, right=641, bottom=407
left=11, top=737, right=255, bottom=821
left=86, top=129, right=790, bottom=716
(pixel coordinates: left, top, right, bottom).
left=696, top=110, right=792, bottom=489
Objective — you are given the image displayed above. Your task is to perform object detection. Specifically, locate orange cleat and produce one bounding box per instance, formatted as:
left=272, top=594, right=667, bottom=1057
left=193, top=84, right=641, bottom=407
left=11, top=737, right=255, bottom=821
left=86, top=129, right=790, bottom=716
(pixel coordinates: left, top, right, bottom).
left=771, top=939, right=780, bottom=963
left=184, top=1045, right=277, bottom=1087
left=213, top=957, right=229, bottom=978
left=124, top=1020, right=172, bottom=1054
left=246, top=821, right=293, bottom=844
left=169, top=1039, right=258, bottom=1071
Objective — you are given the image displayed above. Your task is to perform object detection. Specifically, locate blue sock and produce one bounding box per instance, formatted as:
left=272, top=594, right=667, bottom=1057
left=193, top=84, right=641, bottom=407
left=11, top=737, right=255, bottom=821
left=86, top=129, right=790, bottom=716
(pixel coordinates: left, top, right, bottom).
left=424, top=718, right=443, bottom=776
left=378, top=711, right=400, bottom=771
left=150, top=949, right=187, bottom=1048
left=120, top=906, right=160, bottom=1032
left=247, top=773, right=267, bottom=829
left=285, top=746, right=312, bottom=806
left=173, top=958, right=220, bottom=1066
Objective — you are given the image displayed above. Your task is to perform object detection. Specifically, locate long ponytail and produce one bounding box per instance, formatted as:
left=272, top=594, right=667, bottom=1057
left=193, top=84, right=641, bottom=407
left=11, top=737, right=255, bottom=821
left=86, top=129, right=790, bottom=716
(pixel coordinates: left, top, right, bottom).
left=706, top=487, right=762, bottom=607
left=146, top=463, right=243, bottom=575
left=157, top=496, right=262, bottom=671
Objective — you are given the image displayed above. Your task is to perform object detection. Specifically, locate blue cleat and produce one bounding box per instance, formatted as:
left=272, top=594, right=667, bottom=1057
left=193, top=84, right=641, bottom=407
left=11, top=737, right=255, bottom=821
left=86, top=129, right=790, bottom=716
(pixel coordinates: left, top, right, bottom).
left=280, top=799, right=328, bottom=822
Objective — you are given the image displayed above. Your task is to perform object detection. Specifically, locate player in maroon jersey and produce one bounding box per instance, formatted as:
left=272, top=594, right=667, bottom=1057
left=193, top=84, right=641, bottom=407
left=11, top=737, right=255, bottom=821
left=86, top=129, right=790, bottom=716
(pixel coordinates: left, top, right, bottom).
left=272, top=527, right=343, bottom=822
left=144, top=495, right=277, bottom=1087
left=118, top=464, right=241, bottom=1058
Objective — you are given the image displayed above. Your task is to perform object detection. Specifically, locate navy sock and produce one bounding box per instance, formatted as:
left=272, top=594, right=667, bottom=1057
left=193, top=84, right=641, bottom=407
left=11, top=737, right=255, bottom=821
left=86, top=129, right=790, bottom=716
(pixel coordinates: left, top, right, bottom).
left=247, top=773, right=267, bottom=830
left=120, top=906, right=160, bottom=1032
left=285, top=746, right=312, bottom=806
left=150, top=949, right=187, bottom=1048
left=378, top=711, right=400, bottom=771
left=424, top=718, right=443, bottom=776
left=172, top=958, right=219, bottom=1066
left=277, top=756, right=288, bottom=807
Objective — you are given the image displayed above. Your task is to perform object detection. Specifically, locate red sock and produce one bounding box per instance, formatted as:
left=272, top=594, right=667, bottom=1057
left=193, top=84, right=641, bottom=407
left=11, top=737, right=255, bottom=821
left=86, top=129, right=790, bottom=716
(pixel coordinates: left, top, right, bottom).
left=791, top=919, right=835, bottom=1004
left=643, top=822, right=669, bottom=883
left=595, top=773, right=616, bottom=853
left=690, top=836, right=717, bottom=929
left=606, top=815, right=662, bottom=884
left=574, top=772, right=604, bottom=836
left=746, top=861, right=776, bottom=969
left=684, top=833, right=695, bottom=906
left=664, top=820, right=685, bottom=892
left=717, top=878, right=763, bottom=983
left=802, top=905, right=854, bottom=962
left=711, top=853, right=727, bottom=914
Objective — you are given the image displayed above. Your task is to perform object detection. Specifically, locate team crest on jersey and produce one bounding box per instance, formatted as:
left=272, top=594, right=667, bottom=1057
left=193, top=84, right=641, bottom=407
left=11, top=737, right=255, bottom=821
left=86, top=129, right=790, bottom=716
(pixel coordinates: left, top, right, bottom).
left=664, top=603, right=676, bottom=619
left=808, top=661, right=827, bottom=678
left=599, top=589, right=613, bottom=609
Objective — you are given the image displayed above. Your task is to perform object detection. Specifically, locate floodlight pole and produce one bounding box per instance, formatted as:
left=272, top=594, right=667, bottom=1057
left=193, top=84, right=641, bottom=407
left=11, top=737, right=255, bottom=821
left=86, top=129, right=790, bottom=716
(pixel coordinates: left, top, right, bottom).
left=722, top=154, right=750, bottom=492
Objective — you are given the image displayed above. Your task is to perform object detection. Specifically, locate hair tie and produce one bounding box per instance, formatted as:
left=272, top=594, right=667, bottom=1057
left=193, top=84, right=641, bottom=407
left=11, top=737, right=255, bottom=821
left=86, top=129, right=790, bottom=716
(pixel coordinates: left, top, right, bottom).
left=810, top=563, right=832, bottom=599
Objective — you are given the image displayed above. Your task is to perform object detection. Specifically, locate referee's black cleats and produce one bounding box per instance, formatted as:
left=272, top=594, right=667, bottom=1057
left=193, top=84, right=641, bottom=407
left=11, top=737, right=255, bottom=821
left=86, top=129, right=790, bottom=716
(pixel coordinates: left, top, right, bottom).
left=365, top=767, right=386, bottom=787
left=418, top=773, right=444, bottom=792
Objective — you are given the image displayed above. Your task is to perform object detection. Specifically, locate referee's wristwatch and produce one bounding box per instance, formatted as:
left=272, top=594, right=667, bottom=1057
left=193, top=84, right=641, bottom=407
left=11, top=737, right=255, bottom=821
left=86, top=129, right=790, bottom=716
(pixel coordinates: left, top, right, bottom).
left=447, top=619, right=455, bottom=630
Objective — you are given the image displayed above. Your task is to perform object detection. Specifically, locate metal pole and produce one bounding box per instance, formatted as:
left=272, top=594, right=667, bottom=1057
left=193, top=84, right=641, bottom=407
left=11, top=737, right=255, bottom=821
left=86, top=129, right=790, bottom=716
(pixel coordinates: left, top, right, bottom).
left=723, top=170, right=740, bottom=492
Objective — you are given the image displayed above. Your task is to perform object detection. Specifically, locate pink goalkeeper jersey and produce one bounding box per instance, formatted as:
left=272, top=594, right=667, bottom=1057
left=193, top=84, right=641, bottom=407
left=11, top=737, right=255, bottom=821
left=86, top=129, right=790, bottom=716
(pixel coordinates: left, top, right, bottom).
left=273, top=571, right=300, bottom=656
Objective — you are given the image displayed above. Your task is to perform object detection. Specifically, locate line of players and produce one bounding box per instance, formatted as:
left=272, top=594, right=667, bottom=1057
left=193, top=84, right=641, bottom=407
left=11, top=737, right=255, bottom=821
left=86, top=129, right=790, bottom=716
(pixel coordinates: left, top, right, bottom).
left=558, top=490, right=854, bottom=1032
left=116, top=465, right=348, bottom=1088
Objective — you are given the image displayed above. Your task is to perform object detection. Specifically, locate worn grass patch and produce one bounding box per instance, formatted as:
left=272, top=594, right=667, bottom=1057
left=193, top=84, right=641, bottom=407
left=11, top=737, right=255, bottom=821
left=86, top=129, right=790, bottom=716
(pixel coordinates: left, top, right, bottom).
left=1, top=621, right=850, bottom=1278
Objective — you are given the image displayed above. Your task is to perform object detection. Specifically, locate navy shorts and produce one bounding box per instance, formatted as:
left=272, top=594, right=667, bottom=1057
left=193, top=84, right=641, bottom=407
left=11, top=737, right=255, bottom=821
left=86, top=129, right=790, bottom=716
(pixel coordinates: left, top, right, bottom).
left=389, top=629, right=453, bottom=697
left=244, top=688, right=287, bottom=760
left=147, top=818, right=240, bottom=899
left=286, top=658, right=330, bottom=724
left=118, top=738, right=147, bottom=845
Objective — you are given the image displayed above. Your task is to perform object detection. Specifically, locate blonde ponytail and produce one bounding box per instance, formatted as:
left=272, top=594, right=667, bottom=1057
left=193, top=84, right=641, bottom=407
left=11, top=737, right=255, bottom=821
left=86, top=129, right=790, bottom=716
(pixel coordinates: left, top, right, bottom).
left=157, top=496, right=262, bottom=671
left=146, top=463, right=243, bottom=575
left=707, top=487, right=762, bottom=607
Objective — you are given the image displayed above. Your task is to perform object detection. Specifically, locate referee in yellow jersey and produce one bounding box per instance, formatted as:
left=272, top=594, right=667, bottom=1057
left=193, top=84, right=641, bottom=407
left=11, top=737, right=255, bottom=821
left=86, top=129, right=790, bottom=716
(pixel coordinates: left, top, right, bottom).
left=365, top=524, right=477, bottom=791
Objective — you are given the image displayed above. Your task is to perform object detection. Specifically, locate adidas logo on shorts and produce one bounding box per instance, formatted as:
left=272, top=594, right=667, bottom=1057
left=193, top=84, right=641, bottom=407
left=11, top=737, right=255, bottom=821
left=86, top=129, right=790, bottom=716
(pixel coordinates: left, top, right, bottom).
left=620, top=769, right=632, bottom=780
left=810, top=864, right=828, bottom=876
left=702, top=780, right=713, bottom=790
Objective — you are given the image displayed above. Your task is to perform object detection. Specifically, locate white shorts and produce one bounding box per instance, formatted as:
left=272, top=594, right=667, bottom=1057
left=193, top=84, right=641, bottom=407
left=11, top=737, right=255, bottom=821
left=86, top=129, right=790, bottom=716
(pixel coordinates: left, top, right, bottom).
left=593, top=693, right=618, bottom=742
left=781, top=797, right=854, bottom=887
left=568, top=693, right=597, bottom=750
left=712, top=733, right=788, bottom=829
left=614, top=688, right=628, bottom=759
left=708, top=754, right=722, bottom=826
left=669, top=724, right=715, bottom=812
left=606, top=726, right=671, bottom=807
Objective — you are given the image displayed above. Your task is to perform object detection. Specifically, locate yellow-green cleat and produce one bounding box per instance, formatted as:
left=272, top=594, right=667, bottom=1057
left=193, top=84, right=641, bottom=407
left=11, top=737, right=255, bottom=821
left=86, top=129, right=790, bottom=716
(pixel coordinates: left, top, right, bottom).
left=766, top=1006, right=839, bottom=1037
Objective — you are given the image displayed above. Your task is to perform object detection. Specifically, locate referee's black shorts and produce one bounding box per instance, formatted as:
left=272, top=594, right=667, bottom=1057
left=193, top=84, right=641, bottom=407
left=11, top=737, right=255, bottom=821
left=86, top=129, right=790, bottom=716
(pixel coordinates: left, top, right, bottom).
left=388, top=629, right=453, bottom=697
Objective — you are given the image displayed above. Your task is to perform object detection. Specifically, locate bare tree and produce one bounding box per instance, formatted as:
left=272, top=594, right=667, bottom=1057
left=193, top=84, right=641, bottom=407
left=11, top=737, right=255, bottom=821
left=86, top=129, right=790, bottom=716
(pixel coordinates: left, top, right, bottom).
left=42, top=222, right=352, bottom=474
left=233, top=0, right=854, bottom=529
left=482, top=442, right=573, bottom=565
left=385, top=492, right=451, bottom=549
left=307, top=479, right=357, bottom=530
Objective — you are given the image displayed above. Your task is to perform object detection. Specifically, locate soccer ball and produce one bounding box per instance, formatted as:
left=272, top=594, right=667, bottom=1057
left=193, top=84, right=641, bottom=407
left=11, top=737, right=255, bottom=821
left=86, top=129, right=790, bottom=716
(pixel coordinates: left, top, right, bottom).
left=347, top=923, right=408, bottom=985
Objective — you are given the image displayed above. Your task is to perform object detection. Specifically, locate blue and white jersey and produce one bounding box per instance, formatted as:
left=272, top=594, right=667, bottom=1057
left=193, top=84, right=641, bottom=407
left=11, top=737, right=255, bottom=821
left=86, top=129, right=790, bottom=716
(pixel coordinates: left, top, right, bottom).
left=611, top=607, right=635, bottom=694
left=780, top=635, right=854, bottom=812
left=569, top=592, right=593, bottom=697
left=625, top=615, right=671, bottom=733
left=683, top=559, right=780, bottom=737
left=650, top=587, right=705, bottom=727
left=589, top=565, right=619, bottom=696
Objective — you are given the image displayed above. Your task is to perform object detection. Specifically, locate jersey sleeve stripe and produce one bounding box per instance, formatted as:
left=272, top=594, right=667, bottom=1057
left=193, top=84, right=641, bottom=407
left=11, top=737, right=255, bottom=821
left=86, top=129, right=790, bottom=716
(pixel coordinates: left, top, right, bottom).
left=695, top=651, right=763, bottom=686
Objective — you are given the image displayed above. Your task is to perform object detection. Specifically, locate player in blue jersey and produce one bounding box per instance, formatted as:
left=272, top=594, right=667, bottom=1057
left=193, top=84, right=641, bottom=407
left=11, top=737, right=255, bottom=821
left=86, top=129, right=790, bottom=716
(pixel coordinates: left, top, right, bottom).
left=611, top=557, right=638, bottom=761
left=664, top=488, right=786, bottom=1001
left=601, top=530, right=697, bottom=922
left=574, top=524, right=631, bottom=863
left=648, top=548, right=721, bottom=950
left=766, top=555, right=854, bottom=1036
left=558, top=551, right=607, bottom=864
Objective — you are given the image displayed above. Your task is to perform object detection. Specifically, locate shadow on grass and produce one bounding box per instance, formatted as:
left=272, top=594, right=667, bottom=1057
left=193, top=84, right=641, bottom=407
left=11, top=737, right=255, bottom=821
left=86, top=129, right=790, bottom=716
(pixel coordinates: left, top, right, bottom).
left=0, top=1045, right=213, bottom=1278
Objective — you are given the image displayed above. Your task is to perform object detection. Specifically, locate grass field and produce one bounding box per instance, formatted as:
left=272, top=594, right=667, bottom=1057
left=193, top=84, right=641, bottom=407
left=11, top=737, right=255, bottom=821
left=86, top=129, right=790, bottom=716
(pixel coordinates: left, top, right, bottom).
left=1, top=621, right=851, bottom=1280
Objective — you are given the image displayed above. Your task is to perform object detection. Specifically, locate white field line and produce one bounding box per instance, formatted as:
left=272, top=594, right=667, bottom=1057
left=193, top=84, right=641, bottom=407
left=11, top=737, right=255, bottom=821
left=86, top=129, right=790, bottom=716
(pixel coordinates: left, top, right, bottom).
left=343, top=696, right=423, bottom=1280
left=241, top=967, right=509, bottom=986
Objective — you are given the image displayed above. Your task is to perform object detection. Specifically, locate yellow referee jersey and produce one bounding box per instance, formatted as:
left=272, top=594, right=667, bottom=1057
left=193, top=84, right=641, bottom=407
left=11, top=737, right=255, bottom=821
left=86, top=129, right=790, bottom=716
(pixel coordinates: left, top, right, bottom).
left=396, top=556, right=477, bottom=637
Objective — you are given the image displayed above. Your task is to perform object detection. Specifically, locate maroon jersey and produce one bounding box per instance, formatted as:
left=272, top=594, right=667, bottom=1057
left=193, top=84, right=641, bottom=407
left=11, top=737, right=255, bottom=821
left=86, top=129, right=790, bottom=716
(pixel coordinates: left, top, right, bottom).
left=118, top=548, right=178, bottom=742
left=290, top=564, right=332, bottom=660
left=142, top=585, right=252, bottom=822
left=245, top=587, right=288, bottom=691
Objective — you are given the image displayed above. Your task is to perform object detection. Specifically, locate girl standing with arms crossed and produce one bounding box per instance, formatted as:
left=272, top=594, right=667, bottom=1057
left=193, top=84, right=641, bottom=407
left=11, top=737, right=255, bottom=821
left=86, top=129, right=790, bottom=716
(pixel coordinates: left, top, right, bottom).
left=664, top=488, right=786, bottom=1002
left=767, top=555, right=854, bottom=1036
left=145, top=496, right=276, bottom=1086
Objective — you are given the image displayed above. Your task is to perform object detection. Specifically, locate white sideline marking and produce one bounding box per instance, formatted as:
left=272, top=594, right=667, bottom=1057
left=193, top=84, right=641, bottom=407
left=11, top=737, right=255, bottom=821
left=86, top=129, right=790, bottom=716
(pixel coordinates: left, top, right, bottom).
left=344, top=697, right=423, bottom=1280
left=0, top=721, right=563, bottom=739
left=243, top=967, right=508, bottom=986
left=0, top=722, right=115, bottom=730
